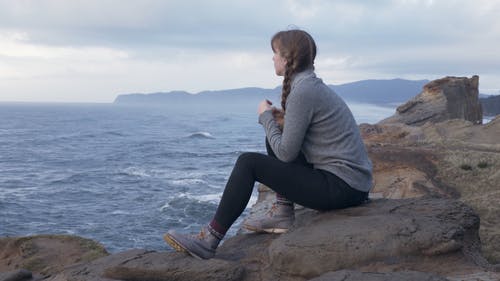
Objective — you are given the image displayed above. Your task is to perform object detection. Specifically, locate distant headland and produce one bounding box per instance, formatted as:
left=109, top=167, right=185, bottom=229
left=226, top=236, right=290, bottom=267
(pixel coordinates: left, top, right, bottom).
left=113, top=79, right=430, bottom=105
left=114, top=78, right=500, bottom=117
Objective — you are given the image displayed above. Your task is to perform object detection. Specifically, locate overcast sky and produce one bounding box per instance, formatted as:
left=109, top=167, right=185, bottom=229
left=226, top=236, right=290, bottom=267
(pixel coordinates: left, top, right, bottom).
left=0, top=0, right=499, bottom=102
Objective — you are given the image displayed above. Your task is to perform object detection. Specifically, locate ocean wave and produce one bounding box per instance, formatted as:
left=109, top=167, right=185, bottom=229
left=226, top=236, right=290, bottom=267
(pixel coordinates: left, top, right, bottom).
left=0, top=186, right=40, bottom=199
left=111, top=210, right=131, bottom=215
left=188, top=193, right=221, bottom=203
left=185, top=131, right=215, bottom=139
left=159, top=192, right=221, bottom=211
left=49, top=173, right=89, bottom=185
left=122, top=167, right=151, bottom=177
left=103, top=131, right=126, bottom=137
left=48, top=130, right=126, bottom=142
left=170, top=178, right=207, bottom=186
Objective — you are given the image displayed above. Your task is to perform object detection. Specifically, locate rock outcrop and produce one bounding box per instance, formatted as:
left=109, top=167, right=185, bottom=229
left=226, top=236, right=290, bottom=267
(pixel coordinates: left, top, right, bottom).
left=2, top=197, right=496, bottom=281
left=361, top=113, right=500, bottom=265
left=381, top=76, right=483, bottom=125
left=360, top=76, right=499, bottom=266
left=0, top=235, right=108, bottom=280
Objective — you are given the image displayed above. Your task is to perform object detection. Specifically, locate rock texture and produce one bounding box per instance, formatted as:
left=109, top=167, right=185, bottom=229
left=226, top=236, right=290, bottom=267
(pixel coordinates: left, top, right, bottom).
left=360, top=75, right=499, bottom=265
left=381, top=76, right=483, bottom=125
left=0, top=269, right=33, bottom=281
left=308, top=270, right=450, bottom=281
left=2, top=196, right=497, bottom=281
left=0, top=235, right=108, bottom=279
left=361, top=116, right=500, bottom=265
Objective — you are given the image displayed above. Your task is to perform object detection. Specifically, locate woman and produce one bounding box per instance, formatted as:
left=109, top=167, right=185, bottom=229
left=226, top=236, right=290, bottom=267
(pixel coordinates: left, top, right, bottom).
left=164, top=29, right=372, bottom=259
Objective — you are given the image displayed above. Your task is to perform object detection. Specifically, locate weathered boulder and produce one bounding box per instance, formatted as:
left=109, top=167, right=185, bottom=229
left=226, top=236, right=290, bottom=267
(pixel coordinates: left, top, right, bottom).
left=380, top=76, right=483, bottom=126
left=0, top=235, right=108, bottom=279
left=240, top=188, right=499, bottom=281
left=44, top=249, right=244, bottom=281
left=265, top=198, right=482, bottom=279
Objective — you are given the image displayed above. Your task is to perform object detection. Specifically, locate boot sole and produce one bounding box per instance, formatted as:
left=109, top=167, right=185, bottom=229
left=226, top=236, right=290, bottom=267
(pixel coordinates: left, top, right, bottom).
left=163, top=234, right=204, bottom=260
left=243, top=224, right=288, bottom=234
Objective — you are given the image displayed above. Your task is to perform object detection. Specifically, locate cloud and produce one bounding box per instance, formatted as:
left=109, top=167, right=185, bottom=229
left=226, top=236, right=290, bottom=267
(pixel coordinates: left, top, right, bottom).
left=0, top=0, right=499, bottom=101
left=0, top=0, right=282, bottom=49
left=0, top=29, right=276, bottom=102
left=0, top=31, right=128, bottom=60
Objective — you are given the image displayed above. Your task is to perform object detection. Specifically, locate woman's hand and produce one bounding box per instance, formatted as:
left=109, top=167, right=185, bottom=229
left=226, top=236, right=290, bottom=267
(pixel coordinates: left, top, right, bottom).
left=258, top=99, right=273, bottom=115
left=272, top=108, right=285, bottom=130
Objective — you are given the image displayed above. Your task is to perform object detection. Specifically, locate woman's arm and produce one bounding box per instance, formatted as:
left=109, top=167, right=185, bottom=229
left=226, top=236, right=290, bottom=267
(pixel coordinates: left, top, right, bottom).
left=259, top=87, right=314, bottom=162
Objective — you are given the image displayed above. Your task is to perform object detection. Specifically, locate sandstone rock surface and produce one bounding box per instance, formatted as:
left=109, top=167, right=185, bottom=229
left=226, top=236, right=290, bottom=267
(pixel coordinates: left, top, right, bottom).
left=360, top=75, right=499, bottom=265
left=307, top=270, right=450, bottom=281
left=2, top=197, right=496, bottom=281
left=381, top=76, right=483, bottom=125
left=0, top=235, right=108, bottom=280
left=361, top=115, right=500, bottom=265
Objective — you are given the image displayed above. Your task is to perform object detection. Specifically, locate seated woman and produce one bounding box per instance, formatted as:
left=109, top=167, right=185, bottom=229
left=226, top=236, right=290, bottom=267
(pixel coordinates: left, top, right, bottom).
left=164, top=29, right=373, bottom=259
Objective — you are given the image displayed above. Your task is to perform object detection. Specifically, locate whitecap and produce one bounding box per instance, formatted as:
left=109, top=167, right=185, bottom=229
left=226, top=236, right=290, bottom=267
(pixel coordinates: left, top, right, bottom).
left=186, top=132, right=215, bottom=139
left=159, top=192, right=221, bottom=210
left=159, top=202, right=171, bottom=211
left=170, top=178, right=206, bottom=186
left=189, top=193, right=221, bottom=203
left=111, top=210, right=130, bottom=215
left=123, top=167, right=150, bottom=177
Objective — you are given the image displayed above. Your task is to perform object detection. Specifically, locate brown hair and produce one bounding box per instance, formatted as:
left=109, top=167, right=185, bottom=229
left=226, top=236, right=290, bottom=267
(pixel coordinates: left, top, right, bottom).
left=271, top=29, right=317, bottom=111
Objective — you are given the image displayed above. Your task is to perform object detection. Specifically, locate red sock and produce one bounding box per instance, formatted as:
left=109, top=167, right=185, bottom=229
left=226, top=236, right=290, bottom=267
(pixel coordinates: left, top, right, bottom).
left=276, top=193, right=293, bottom=206
left=208, top=219, right=227, bottom=240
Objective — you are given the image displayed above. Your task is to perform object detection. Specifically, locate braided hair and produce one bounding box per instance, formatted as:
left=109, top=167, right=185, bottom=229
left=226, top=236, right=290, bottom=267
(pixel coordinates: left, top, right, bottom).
left=271, top=29, right=317, bottom=111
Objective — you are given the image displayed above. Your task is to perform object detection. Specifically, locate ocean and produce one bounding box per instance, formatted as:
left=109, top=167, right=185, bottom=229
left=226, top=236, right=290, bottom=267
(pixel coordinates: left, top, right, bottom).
left=0, top=101, right=395, bottom=252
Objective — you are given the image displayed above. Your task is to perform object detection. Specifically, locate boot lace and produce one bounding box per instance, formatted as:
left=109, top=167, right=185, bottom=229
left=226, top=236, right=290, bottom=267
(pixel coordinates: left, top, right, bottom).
left=196, top=228, right=207, bottom=240
left=267, top=203, right=279, bottom=217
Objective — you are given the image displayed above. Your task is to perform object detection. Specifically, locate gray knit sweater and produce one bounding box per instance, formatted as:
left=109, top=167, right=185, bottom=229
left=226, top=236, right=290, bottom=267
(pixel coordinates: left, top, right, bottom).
left=259, top=69, right=373, bottom=192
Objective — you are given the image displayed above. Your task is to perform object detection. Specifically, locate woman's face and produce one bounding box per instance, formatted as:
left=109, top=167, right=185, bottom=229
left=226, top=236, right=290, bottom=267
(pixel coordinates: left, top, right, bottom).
left=273, top=49, right=287, bottom=76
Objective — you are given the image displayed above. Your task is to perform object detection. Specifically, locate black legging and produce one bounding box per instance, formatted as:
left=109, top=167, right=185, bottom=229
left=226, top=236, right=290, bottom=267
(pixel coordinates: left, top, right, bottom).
left=213, top=139, right=368, bottom=230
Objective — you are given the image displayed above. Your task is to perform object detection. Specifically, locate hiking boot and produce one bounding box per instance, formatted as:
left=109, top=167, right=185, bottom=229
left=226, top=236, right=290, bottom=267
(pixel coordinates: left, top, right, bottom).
left=243, top=202, right=295, bottom=234
left=163, top=226, right=221, bottom=260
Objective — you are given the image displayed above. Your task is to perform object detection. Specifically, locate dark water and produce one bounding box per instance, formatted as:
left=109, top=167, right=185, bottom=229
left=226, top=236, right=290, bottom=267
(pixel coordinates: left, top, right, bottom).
left=0, top=101, right=394, bottom=252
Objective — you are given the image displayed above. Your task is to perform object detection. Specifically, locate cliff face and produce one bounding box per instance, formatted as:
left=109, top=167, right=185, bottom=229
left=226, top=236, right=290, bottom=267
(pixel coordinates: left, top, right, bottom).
left=1, top=75, right=499, bottom=281
left=381, top=76, right=483, bottom=125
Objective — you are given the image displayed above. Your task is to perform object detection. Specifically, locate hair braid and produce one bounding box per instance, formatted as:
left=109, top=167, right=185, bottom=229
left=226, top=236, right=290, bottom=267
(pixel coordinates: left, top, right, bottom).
left=271, top=29, right=316, bottom=113
left=281, top=62, right=294, bottom=111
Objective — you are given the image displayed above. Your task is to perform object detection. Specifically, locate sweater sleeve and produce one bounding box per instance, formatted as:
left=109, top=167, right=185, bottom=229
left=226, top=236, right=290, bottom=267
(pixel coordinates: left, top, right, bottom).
left=259, top=87, right=314, bottom=162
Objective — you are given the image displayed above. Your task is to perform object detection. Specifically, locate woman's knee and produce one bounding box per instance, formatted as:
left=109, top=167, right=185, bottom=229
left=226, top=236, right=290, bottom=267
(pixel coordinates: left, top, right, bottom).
left=236, top=152, right=261, bottom=166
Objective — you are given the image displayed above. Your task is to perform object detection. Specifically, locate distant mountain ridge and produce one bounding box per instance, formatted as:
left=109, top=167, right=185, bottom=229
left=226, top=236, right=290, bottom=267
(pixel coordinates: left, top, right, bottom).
left=114, top=79, right=432, bottom=106
left=480, top=95, right=500, bottom=116
left=332, top=78, right=430, bottom=104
